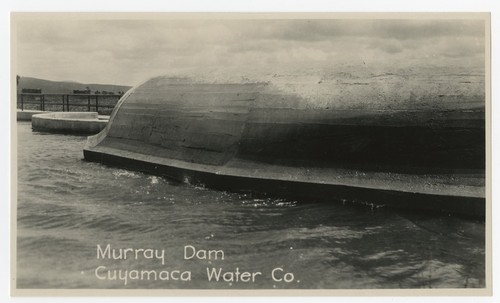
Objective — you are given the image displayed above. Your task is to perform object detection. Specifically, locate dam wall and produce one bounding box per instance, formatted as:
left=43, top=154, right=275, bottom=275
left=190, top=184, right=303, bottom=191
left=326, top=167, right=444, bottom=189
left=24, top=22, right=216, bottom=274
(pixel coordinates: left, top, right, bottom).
left=84, top=69, right=486, bottom=217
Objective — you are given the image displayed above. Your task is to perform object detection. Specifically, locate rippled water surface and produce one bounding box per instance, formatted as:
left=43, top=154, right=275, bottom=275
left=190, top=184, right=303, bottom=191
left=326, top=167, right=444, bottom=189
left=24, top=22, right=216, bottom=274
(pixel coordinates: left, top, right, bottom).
left=16, top=122, right=485, bottom=289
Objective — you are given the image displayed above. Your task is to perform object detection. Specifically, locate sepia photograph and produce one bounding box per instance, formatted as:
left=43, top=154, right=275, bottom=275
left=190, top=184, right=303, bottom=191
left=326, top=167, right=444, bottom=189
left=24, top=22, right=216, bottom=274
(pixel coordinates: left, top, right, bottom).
left=11, top=13, right=490, bottom=295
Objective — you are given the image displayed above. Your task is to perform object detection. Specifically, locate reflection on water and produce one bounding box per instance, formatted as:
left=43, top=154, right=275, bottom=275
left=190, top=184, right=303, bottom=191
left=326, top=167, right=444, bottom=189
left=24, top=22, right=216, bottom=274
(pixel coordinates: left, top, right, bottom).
left=16, top=122, right=485, bottom=289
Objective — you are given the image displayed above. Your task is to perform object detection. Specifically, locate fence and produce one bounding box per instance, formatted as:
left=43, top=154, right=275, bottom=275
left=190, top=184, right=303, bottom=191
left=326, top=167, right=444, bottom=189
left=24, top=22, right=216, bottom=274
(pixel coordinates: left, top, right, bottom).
left=17, top=93, right=123, bottom=115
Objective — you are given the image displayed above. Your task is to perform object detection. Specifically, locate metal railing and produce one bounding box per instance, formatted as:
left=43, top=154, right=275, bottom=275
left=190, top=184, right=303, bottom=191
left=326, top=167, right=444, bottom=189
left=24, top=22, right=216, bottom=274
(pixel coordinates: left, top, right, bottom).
left=17, top=93, right=123, bottom=115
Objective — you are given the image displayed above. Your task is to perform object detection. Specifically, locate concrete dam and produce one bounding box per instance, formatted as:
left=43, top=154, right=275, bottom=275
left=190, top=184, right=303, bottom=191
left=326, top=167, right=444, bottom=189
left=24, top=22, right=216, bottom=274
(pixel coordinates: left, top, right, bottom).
left=83, top=69, right=486, bottom=217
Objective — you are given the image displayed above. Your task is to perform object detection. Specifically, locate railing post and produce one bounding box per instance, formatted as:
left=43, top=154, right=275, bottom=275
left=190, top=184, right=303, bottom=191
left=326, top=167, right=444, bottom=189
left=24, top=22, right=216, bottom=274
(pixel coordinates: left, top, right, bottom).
left=21, top=94, right=24, bottom=111
left=42, top=95, right=45, bottom=111
left=62, top=95, right=65, bottom=111
left=87, top=95, right=91, bottom=112
left=95, top=95, right=99, bottom=114
left=67, top=95, right=70, bottom=112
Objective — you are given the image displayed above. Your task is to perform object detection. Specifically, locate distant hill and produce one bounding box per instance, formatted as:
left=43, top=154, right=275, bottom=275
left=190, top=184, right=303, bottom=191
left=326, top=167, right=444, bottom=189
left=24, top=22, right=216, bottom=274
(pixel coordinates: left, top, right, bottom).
left=17, top=77, right=132, bottom=95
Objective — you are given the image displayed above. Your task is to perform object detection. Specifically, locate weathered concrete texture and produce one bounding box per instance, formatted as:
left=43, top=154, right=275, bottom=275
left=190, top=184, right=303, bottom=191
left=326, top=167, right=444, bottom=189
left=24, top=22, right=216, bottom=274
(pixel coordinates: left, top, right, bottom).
left=32, top=112, right=108, bottom=134
left=84, top=71, right=486, bottom=217
left=17, top=110, right=49, bottom=121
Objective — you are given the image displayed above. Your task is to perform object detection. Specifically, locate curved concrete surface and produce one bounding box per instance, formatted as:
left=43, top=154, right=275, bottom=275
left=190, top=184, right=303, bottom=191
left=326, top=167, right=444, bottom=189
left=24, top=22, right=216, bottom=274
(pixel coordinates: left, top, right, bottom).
left=84, top=70, right=486, bottom=217
left=32, top=112, right=108, bottom=134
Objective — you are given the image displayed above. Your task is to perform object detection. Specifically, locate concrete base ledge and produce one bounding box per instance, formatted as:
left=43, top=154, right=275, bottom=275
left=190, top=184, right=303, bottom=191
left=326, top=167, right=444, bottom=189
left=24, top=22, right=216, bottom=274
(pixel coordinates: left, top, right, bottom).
left=84, top=146, right=485, bottom=219
left=32, top=112, right=108, bottom=134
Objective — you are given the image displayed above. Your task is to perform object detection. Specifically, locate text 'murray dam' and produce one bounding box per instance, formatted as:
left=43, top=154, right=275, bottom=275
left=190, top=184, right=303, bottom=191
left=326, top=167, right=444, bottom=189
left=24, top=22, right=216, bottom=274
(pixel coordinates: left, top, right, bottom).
left=83, top=68, right=485, bottom=218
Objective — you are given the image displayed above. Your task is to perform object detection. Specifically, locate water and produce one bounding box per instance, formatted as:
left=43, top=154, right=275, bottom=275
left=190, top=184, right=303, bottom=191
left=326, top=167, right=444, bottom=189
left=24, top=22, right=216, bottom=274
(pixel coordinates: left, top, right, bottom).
left=16, top=121, right=485, bottom=289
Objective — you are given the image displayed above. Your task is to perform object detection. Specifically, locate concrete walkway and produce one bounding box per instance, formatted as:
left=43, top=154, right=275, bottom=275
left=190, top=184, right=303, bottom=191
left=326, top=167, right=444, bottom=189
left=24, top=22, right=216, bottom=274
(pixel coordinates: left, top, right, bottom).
left=31, top=112, right=109, bottom=134
left=17, top=110, right=48, bottom=121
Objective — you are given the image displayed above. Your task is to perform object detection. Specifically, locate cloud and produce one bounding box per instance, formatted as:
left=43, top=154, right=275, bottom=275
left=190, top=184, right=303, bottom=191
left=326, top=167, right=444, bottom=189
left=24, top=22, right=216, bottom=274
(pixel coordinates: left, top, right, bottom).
left=15, top=18, right=486, bottom=85
left=234, top=19, right=484, bottom=41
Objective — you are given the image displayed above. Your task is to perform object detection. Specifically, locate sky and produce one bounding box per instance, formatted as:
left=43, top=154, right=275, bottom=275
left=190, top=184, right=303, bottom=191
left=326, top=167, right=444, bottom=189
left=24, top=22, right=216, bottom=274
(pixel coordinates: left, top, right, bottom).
left=14, top=16, right=486, bottom=86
